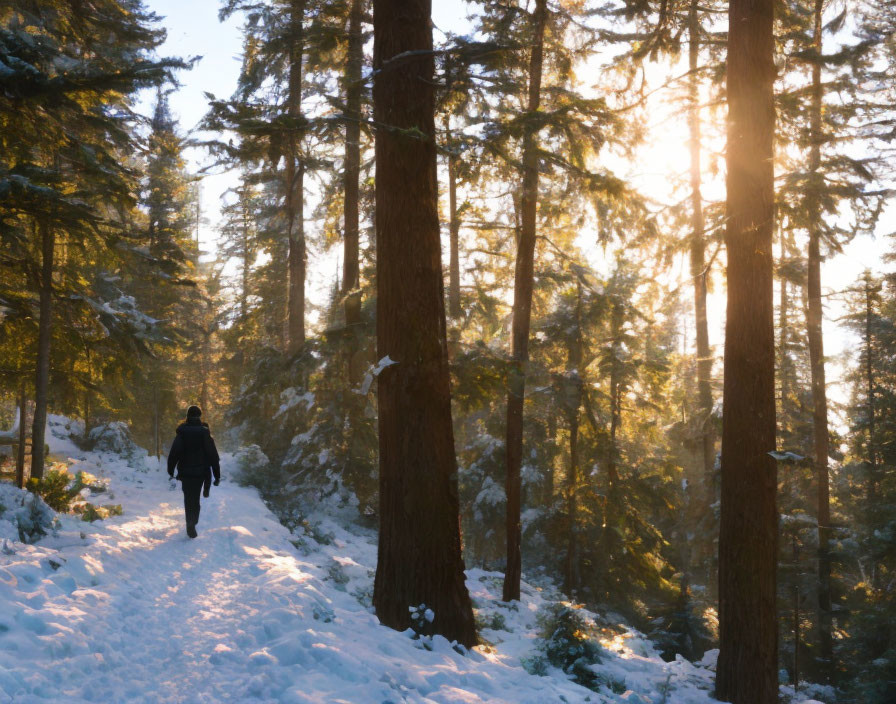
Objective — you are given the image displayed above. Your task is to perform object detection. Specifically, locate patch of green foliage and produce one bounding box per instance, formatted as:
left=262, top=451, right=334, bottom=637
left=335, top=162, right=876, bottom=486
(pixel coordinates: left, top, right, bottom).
left=28, top=467, right=119, bottom=521
left=527, top=603, right=626, bottom=693
left=27, top=468, right=82, bottom=512
left=79, top=503, right=123, bottom=522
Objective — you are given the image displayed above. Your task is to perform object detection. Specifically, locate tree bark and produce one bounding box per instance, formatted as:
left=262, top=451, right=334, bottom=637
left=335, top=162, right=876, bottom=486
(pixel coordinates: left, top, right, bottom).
left=286, top=0, right=307, bottom=355
left=564, top=416, right=579, bottom=592
left=446, top=116, right=462, bottom=320
left=371, top=0, right=476, bottom=647
left=343, top=0, right=363, bottom=343
left=805, top=0, right=833, bottom=673
left=16, top=378, right=27, bottom=488
left=715, top=0, right=778, bottom=699
left=779, top=230, right=790, bottom=424
left=563, top=284, right=584, bottom=597
left=153, top=384, right=160, bottom=460
left=607, top=300, right=623, bottom=491
left=687, top=0, right=714, bottom=488
left=83, top=346, right=92, bottom=438
left=503, top=0, right=547, bottom=604
left=30, top=223, right=55, bottom=481
left=792, top=534, right=801, bottom=690
left=863, top=274, right=879, bottom=589
left=241, top=186, right=251, bottom=321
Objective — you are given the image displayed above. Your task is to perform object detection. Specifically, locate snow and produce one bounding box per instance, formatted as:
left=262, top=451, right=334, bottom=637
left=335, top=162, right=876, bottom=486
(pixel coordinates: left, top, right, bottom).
left=0, top=405, right=22, bottom=443
left=0, top=483, right=56, bottom=544
left=275, top=388, right=315, bottom=418
left=356, top=355, right=398, bottom=396
left=0, top=419, right=828, bottom=703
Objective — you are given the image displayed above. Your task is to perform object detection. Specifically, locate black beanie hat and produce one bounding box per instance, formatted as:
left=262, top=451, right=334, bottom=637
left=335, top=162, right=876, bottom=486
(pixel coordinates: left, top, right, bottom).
left=187, top=405, right=202, bottom=418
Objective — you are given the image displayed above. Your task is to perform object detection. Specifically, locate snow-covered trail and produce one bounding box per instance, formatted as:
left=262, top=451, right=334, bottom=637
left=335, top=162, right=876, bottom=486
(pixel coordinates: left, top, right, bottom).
left=1, top=465, right=329, bottom=703
left=0, top=443, right=609, bottom=704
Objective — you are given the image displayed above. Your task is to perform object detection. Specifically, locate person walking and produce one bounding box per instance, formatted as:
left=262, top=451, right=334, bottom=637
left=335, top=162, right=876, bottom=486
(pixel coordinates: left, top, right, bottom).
left=167, top=405, right=220, bottom=538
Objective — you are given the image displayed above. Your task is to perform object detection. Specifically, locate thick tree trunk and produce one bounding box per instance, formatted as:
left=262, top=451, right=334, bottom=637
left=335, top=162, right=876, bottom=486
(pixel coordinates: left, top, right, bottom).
left=805, top=0, right=833, bottom=673
left=371, top=0, right=476, bottom=647
left=30, top=223, right=55, bottom=481
left=715, top=0, right=778, bottom=699
left=286, top=0, right=307, bottom=355
left=343, top=0, right=363, bottom=344
left=687, top=0, right=714, bottom=487
left=503, top=0, right=547, bottom=604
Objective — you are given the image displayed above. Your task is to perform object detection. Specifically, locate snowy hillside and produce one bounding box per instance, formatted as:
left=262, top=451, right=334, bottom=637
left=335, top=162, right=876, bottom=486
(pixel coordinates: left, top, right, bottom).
left=0, top=421, right=824, bottom=703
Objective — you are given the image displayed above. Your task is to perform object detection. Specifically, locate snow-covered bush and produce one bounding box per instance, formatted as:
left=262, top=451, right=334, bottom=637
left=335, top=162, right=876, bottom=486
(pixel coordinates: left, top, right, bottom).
left=527, top=603, right=617, bottom=693
left=47, top=415, right=84, bottom=445
left=88, top=422, right=145, bottom=463
left=232, top=445, right=276, bottom=491
left=0, top=481, right=57, bottom=543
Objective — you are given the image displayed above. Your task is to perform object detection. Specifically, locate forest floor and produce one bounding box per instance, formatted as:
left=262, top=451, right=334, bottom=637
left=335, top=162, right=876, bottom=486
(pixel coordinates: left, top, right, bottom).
left=0, top=420, right=828, bottom=703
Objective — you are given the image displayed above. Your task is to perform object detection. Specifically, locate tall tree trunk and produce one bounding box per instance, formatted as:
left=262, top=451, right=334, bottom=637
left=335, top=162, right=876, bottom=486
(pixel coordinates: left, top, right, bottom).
left=30, top=223, right=55, bottom=481
left=863, top=274, right=879, bottom=589
left=563, top=283, right=584, bottom=597
left=687, top=0, right=714, bottom=488
left=564, top=414, right=579, bottom=595
left=792, top=534, right=801, bottom=689
left=607, top=300, right=622, bottom=491
left=805, top=0, right=833, bottom=674
left=286, top=0, right=307, bottom=355
left=779, top=230, right=790, bottom=430
left=503, top=0, right=547, bottom=604
left=596, top=299, right=625, bottom=602
left=153, top=384, right=160, bottom=461
left=687, top=0, right=715, bottom=593
left=546, top=410, right=556, bottom=503
left=241, top=187, right=251, bottom=321
left=343, top=0, right=363, bottom=347
left=715, top=0, right=778, bottom=698
left=83, top=346, right=92, bottom=438
left=200, top=333, right=210, bottom=413
left=16, top=378, right=27, bottom=488
left=371, top=0, right=476, bottom=647
left=446, top=116, right=462, bottom=321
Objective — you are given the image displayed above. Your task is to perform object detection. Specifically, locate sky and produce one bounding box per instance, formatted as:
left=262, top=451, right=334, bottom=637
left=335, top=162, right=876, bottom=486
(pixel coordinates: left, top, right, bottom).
left=141, top=0, right=473, bottom=238
left=139, top=0, right=473, bottom=312
left=140, top=0, right=890, bottom=432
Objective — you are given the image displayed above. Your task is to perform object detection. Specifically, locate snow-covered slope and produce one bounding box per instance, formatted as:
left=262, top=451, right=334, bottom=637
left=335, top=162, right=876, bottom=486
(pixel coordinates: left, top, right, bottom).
left=0, top=424, right=825, bottom=703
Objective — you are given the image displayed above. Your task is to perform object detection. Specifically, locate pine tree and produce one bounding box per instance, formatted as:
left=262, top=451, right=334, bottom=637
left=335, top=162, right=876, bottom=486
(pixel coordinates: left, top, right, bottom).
left=503, top=0, right=547, bottom=605
left=0, top=1, right=184, bottom=477
left=715, top=0, right=779, bottom=699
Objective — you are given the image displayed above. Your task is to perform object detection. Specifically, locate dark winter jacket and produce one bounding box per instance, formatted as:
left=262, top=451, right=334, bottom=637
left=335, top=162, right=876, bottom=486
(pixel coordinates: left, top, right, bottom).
left=167, top=418, right=221, bottom=482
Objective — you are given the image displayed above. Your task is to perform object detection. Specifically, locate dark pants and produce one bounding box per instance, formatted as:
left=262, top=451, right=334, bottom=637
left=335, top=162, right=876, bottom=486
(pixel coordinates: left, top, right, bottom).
left=181, top=477, right=205, bottom=527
